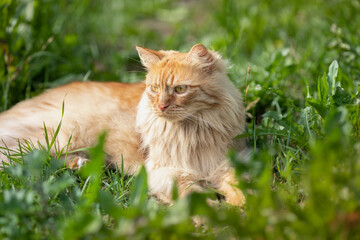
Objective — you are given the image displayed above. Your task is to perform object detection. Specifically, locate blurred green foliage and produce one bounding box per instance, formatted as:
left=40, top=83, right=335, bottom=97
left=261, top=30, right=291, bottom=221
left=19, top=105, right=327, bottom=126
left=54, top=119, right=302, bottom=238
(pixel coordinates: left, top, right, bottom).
left=1, top=0, right=360, bottom=239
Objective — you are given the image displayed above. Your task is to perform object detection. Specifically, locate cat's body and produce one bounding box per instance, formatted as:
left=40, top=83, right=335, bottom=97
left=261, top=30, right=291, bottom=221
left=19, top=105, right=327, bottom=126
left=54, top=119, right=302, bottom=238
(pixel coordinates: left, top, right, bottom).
left=0, top=44, right=246, bottom=206
left=0, top=82, right=145, bottom=172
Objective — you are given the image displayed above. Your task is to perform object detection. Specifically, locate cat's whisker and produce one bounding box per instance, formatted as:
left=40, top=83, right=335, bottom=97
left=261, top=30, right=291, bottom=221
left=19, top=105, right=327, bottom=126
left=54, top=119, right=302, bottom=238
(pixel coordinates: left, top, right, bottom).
left=182, top=116, right=199, bottom=125
left=148, top=106, right=217, bottom=127
left=183, top=112, right=216, bottom=127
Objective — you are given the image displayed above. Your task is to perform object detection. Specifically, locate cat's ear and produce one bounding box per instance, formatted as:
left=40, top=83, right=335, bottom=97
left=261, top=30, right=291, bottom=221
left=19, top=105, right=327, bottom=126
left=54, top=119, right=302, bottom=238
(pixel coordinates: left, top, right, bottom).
left=136, top=46, right=164, bottom=69
left=187, top=44, right=215, bottom=72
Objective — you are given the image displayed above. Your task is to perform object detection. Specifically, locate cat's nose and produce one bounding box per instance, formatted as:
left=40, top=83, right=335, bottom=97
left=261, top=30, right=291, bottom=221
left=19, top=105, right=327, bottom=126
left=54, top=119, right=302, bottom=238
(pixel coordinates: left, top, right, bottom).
left=158, top=104, right=169, bottom=112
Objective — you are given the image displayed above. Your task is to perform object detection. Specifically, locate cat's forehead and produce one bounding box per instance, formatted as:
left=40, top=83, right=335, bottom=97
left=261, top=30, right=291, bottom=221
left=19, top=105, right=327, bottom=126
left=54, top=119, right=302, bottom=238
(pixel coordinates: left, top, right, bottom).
left=146, top=56, right=199, bottom=86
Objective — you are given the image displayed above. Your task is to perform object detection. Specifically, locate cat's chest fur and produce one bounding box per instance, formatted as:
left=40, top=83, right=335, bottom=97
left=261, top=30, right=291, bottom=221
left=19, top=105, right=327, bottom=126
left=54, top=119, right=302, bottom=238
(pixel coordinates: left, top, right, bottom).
left=136, top=95, right=234, bottom=177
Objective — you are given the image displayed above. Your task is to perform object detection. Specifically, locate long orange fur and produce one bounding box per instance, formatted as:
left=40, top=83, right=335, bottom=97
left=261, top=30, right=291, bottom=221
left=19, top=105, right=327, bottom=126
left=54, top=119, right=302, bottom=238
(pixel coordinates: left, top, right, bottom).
left=0, top=44, right=246, bottom=206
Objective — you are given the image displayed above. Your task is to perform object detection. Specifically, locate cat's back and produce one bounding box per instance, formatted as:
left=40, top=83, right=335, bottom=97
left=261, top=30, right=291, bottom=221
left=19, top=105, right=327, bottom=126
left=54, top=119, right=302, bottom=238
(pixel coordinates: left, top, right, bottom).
left=0, top=81, right=146, bottom=129
left=2, top=81, right=145, bottom=115
left=0, top=81, right=145, bottom=158
left=52, top=81, right=145, bottom=108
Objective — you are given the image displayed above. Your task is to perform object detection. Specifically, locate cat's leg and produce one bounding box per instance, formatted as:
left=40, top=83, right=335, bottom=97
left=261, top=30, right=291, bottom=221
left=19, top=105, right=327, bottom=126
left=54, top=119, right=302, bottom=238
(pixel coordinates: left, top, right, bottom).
left=208, top=168, right=246, bottom=207
left=104, top=127, right=145, bottom=175
left=64, top=152, right=89, bottom=169
left=176, top=174, right=205, bottom=197
left=146, top=166, right=203, bottom=204
left=146, top=167, right=178, bottom=204
left=219, top=173, right=246, bottom=206
left=146, top=165, right=244, bottom=206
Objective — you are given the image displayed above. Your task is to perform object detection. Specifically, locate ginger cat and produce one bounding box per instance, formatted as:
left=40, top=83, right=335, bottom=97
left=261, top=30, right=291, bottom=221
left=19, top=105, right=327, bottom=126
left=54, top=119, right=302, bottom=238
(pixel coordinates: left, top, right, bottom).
left=0, top=44, right=246, bottom=206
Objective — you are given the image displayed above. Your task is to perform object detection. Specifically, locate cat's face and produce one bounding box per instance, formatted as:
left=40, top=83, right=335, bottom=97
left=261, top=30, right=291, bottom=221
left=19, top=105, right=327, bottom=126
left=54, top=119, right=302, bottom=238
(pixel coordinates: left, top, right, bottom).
left=137, top=44, right=221, bottom=121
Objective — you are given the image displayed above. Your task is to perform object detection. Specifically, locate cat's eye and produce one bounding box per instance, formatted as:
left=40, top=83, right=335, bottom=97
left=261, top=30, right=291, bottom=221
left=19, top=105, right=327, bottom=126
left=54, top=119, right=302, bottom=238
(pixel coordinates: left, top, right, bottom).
left=174, top=85, right=187, bottom=94
left=150, top=85, right=159, bottom=93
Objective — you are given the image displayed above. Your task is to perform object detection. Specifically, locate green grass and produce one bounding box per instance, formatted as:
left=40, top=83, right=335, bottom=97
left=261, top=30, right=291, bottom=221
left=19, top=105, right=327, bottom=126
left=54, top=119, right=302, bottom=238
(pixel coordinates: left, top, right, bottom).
left=1, top=0, right=360, bottom=239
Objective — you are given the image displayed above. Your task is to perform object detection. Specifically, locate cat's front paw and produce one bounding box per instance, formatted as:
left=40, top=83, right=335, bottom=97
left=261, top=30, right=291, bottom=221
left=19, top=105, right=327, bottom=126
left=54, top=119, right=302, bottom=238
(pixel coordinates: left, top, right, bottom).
left=68, top=156, right=89, bottom=169
left=224, top=186, right=246, bottom=207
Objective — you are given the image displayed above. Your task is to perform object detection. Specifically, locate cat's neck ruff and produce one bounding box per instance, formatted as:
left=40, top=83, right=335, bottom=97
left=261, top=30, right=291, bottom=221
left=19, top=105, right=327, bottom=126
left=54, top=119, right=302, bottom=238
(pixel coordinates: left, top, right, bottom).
left=136, top=93, right=241, bottom=177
